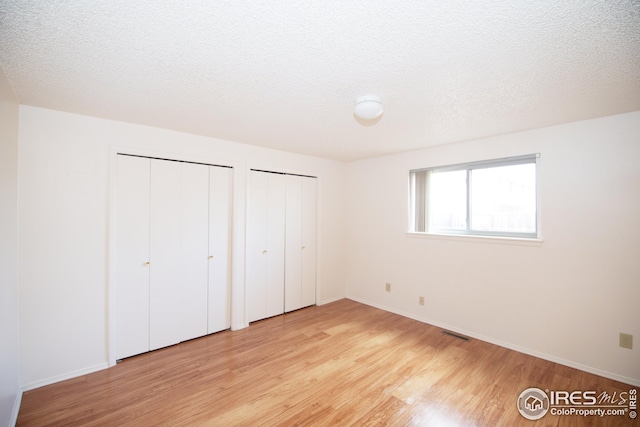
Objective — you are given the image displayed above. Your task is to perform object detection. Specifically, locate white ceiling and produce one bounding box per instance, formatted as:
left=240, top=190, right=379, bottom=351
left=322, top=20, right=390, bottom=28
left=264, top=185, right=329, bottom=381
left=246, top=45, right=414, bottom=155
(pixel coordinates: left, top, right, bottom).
left=1, top=1, right=639, bottom=161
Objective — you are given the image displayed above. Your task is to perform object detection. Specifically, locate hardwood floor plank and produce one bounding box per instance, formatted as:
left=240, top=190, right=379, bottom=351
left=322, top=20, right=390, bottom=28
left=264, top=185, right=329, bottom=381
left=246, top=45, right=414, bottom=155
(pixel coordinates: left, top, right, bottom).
left=17, top=299, right=638, bottom=426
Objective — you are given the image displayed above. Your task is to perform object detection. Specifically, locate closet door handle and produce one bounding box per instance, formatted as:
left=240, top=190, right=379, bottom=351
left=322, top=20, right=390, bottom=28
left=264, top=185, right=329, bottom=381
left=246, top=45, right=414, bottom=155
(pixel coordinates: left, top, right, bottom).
left=301, top=246, right=306, bottom=250
left=208, top=255, right=214, bottom=260
left=143, top=261, right=150, bottom=266
left=262, top=250, right=267, bottom=254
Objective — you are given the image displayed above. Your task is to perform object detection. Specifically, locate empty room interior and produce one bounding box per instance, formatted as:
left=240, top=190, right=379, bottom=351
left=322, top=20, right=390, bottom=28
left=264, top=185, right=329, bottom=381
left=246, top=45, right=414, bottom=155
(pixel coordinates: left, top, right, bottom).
left=1, top=2, right=639, bottom=426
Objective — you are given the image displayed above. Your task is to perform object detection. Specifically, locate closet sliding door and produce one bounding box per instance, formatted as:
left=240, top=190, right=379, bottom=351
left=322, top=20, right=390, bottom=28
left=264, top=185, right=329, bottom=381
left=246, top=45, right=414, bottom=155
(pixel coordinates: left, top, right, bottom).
left=149, top=159, right=183, bottom=351
left=285, top=175, right=317, bottom=312
left=246, top=170, right=286, bottom=323
left=300, top=176, right=317, bottom=309
left=115, top=155, right=150, bottom=360
left=208, top=166, right=232, bottom=333
left=115, top=154, right=232, bottom=360
left=181, top=163, right=210, bottom=341
left=247, top=170, right=317, bottom=323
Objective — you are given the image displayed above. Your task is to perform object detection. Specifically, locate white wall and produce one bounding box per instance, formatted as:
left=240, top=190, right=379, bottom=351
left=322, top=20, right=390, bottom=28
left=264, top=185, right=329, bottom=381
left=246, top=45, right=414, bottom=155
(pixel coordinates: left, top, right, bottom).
left=0, top=68, right=21, bottom=425
left=18, top=106, right=346, bottom=389
left=16, top=102, right=639, bottom=391
left=345, top=111, right=640, bottom=386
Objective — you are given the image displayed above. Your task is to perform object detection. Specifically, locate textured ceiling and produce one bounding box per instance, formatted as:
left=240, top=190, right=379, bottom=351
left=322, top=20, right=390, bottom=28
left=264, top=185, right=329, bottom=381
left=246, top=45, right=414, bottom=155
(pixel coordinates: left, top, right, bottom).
left=1, top=1, right=639, bottom=161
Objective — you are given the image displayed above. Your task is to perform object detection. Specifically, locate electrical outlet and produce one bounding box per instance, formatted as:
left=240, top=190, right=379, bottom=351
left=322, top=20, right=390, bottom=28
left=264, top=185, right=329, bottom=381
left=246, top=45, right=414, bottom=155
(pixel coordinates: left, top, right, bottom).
left=419, top=296, right=425, bottom=306
left=620, top=333, right=633, bottom=349
left=385, top=283, right=391, bottom=292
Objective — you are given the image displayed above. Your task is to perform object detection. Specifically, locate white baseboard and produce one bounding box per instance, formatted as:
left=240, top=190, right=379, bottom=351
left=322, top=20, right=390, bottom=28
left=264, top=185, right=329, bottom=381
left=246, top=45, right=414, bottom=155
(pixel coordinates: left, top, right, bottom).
left=318, top=295, right=345, bottom=305
left=347, top=296, right=640, bottom=388
left=21, top=362, right=109, bottom=392
left=10, top=390, right=22, bottom=427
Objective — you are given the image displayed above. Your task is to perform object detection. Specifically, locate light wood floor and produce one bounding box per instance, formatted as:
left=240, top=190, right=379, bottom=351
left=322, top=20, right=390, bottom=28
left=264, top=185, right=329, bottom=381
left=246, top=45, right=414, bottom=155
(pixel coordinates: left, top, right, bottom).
left=18, top=299, right=638, bottom=426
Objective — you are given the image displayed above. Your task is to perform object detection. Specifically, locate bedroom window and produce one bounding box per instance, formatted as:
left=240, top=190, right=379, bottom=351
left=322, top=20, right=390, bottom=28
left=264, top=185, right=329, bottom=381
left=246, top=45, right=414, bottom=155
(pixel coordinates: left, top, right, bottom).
left=410, top=154, right=539, bottom=239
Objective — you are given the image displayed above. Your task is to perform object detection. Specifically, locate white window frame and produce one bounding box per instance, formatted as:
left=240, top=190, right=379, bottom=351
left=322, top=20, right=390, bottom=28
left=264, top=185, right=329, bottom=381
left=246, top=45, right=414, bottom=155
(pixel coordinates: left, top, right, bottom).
left=409, top=154, right=540, bottom=240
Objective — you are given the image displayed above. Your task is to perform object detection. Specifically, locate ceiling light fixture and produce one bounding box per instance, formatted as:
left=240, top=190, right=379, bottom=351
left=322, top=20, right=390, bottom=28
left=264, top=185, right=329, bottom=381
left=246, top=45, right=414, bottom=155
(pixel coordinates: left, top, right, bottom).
left=354, top=95, right=383, bottom=121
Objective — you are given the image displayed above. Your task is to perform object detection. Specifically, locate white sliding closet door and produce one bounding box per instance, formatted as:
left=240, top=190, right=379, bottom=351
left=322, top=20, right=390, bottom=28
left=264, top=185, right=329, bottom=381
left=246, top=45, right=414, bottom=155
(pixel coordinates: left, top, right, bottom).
left=208, top=166, right=232, bottom=333
left=265, top=174, right=286, bottom=318
left=246, top=170, right=286, bottom=322
left=149, top=159, right=183, bottom=351
left=285, top=175, right=317, bottom=312
left=246, top=171, right=268, bottom=322
left=115, top=155, right=150, bottom=360
left=181, top=163, right=210, bottom=341
left=284, top=175, right=302, bottom=312
left=116, top=156, right=233, bottom=359
left=300, top=176, right=317, bottom=308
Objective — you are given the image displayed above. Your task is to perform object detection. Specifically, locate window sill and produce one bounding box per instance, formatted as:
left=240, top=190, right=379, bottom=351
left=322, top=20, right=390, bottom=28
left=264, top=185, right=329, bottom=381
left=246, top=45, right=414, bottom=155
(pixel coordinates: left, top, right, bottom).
left=405, top=232, right=543, bottom=247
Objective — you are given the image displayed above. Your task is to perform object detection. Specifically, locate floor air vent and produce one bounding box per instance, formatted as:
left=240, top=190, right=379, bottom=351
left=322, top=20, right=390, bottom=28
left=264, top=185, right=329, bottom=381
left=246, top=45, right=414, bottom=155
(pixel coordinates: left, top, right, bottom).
left=441, top=330, right=471, bottom=341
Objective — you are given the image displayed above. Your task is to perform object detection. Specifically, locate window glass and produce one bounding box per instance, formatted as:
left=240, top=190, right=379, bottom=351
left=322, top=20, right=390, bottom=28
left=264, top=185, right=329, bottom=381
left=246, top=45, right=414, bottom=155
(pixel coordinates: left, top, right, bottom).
left=429, top=170, right=467, bottom=231
left=470, top=163, right=536, bottom=234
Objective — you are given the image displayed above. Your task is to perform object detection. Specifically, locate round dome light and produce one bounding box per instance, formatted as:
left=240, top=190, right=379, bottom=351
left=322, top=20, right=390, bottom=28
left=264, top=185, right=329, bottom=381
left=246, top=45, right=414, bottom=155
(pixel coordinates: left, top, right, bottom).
left=354, top=95, right=383, bottom=121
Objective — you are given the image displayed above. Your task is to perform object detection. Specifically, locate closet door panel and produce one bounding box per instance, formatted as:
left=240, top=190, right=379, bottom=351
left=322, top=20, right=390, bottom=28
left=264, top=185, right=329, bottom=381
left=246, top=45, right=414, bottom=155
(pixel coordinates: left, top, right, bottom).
left=181, top=163, right=210, bottom=341
left=149, top=160, right=183, bottom=351
left=208, top=166, right=232, bottom=333
left=115, top=155, right=150, bottom=360
left=284, top=175, right=302, bottom=312
left=265, top=173, right=286, bottom=318
left=300, top=177, right=317, bottom=308
left=247, top=170, right=286, bottom=322
left=246, top=171, right=269, bottom=322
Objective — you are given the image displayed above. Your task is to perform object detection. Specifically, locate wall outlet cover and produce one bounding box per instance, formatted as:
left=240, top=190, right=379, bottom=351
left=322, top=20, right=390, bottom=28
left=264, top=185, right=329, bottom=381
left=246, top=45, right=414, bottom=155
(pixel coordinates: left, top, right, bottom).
left=619, top=333, right=633, bottom=349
